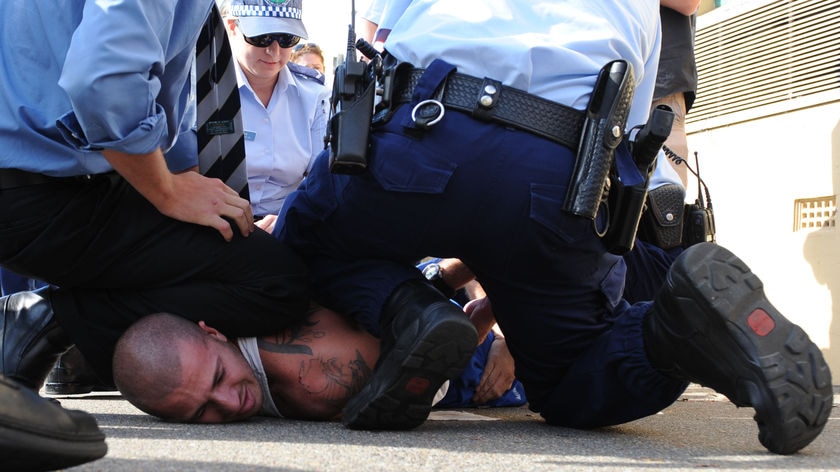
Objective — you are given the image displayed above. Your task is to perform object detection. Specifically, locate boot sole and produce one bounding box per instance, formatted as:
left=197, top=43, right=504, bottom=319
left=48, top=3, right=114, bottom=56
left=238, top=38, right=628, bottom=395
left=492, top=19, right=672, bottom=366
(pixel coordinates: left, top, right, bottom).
left=342, top=309, right=478, bottom=430
left=660, top=243, right=833, bottom=454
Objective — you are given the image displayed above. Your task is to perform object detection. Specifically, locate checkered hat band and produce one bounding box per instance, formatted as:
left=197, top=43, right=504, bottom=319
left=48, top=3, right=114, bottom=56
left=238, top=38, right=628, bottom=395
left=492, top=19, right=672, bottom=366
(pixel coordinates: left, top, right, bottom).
left=231, top=5, right=302, bottom=19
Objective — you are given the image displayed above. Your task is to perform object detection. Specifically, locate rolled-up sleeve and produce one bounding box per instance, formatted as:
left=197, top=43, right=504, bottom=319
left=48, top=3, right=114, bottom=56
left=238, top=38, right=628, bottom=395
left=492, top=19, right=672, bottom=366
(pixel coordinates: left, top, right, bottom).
left=164, top=126, right=198, bottom=173
left=57, top=0, right=178, bottom=155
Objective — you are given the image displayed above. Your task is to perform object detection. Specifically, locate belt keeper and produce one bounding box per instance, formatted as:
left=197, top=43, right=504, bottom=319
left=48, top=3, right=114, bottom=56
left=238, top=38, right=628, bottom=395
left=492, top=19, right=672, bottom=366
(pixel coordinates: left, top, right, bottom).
left=472, top=77, right=503, bottom=121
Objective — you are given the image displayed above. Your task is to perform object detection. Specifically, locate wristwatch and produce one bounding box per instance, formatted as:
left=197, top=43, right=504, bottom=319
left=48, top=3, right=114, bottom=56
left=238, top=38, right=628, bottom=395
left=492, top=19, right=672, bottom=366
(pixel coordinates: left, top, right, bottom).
left=422, top=263, right=456, bottom=299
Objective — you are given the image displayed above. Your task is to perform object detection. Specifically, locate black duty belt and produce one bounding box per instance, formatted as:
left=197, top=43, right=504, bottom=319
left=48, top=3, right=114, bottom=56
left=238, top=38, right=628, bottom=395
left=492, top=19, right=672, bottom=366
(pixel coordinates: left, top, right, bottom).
left=0, top=168, right=104, bottom=190
left=392, top=68, right=584, bottom=149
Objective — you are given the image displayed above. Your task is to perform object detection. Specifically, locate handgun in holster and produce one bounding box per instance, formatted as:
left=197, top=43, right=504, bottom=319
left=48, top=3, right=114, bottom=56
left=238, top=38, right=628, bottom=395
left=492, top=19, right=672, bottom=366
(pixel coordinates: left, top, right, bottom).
left=326, top=26, right=380, bottom=174
left=601, top=104, right=675, bottom=254
left=562, top=60, right=635, bottom=220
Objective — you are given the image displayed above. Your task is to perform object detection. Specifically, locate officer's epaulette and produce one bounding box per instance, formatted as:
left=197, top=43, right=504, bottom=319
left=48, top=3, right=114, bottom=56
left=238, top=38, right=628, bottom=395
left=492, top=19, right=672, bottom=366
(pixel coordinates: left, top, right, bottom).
left=288, top=62, right=325, bottom=86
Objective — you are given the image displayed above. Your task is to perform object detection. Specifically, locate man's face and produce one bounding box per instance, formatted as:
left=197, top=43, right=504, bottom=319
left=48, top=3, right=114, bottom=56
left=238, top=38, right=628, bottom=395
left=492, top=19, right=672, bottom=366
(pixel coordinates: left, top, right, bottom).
left=155, top=323, right=264, bottom=423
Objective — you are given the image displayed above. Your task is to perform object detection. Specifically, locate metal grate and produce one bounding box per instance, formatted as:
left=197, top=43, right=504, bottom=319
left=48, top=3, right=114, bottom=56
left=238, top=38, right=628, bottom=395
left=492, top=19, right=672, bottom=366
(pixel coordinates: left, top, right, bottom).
left=794, top=195, right=837, bottom=231
left=690, top=0, right=840, bottom=125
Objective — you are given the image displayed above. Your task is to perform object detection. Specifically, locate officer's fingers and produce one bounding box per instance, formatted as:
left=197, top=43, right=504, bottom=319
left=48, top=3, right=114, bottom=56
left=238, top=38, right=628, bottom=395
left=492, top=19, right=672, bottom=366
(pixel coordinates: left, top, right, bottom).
left=210, top=215, right=235, bottom=242
left=222, top=196, right=255, bottom=237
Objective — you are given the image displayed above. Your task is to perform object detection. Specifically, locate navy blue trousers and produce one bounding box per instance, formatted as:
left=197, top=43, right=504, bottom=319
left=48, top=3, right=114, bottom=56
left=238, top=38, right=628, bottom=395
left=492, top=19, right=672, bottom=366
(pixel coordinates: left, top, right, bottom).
left=623, top=239, right=684, bottom=304
left=278, top=78, right=686, bottom=427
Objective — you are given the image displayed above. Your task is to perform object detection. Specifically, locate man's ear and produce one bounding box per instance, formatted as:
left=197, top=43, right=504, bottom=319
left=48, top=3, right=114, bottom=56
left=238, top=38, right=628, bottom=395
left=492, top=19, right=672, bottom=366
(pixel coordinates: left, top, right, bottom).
left=198, top=321, right=228, bottom=342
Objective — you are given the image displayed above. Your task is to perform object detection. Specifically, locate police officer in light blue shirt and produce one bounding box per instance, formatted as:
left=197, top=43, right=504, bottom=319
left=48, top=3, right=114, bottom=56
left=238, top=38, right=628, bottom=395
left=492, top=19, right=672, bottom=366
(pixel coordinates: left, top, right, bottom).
left=368, top=0, right=660, bottom=130
left=275, top=0, right=832, bottom=454
left=220, top=0, right=330, bottom=220
left=0, top=1, right=208, bottom=177
left=0, top=0, right=310, bottom=392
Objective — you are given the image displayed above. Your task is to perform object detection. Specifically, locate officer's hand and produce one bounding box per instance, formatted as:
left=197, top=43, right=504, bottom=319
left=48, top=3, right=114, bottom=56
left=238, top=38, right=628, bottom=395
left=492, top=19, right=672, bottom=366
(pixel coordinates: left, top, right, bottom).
left=102, top=148, right=254, bottom=242
left=161, top=172, right=254, bottom=242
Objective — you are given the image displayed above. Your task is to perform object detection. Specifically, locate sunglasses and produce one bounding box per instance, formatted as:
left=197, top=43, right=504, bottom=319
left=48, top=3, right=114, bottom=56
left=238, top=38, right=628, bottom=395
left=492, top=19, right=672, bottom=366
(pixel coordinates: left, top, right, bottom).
left=242, top=32, right=301, bottom=49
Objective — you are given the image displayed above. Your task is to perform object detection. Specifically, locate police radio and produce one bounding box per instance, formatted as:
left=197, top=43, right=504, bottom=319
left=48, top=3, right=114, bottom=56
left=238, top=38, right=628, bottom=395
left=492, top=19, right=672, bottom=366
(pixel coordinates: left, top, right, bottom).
left=326, top=22, right=380, bottom=174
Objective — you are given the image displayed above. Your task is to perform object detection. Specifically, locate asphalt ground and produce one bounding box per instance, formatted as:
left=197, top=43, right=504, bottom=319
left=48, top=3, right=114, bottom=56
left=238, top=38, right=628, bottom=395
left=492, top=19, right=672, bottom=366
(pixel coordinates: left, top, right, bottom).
left=50, top=385, right=839, bottom=472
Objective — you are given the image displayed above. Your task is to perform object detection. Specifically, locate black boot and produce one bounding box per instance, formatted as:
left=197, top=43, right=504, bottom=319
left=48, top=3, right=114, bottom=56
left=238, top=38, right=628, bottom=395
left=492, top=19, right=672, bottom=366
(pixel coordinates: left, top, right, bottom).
left=644, top=242, right=833, bottom=454
left=1, top=288, right=73, bottom=390
left=45, top=346, right=116, bottom=395
left=0, top=374, right=107, bottom=471
left=342, top=280, right=478, bottom=430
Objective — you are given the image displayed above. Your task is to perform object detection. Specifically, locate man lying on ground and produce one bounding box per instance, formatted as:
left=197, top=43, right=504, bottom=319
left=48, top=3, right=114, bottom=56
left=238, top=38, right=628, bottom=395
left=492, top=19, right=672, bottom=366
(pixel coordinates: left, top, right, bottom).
left=112, top=304, right=524, bottom=423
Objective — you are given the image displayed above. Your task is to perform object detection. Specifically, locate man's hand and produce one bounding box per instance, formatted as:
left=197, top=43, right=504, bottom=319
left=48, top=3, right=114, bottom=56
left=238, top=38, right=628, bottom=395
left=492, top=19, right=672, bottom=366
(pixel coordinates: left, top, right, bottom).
left=473, top=336, right=516, bottom=405
left=102, top=148, right=254, bottom=241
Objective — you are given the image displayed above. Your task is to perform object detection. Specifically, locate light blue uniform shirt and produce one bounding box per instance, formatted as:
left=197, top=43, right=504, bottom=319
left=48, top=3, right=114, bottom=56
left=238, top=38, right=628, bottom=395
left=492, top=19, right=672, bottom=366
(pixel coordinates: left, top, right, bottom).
left=368, top=0, right=661, bottom=130
left=236, top=62, right=329, bottom=216
left=0, top=0, right=213, bottom=176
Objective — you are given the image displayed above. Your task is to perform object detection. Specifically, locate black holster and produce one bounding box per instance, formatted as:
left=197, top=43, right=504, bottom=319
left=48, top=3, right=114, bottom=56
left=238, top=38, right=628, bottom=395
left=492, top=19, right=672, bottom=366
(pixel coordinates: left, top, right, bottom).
left=600, top=161, right=649, bottom=254
left=601, top=105, right=675, bottom=254
left=562, top=60, right=635, bottom=220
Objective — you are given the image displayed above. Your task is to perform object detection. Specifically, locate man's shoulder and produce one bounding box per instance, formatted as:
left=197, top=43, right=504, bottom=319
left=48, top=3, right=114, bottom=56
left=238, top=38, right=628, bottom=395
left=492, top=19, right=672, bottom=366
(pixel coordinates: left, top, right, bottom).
left=288, top=62, right=326, bottom=86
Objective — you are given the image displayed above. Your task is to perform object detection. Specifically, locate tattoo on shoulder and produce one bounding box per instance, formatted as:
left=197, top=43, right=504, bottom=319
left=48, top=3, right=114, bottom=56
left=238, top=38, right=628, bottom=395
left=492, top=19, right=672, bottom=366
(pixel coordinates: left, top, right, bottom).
left=257, top=318, right=322, bottom=356
left=302, top=349, right=374, bottom=404
left=348, top=349, right=373, bottom=395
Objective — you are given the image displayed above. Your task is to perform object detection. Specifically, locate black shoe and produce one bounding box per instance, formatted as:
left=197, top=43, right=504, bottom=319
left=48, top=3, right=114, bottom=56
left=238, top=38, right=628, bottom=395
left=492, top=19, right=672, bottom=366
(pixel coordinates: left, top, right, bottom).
left=645, top=242, right=833, bottom=454
left=342, top=280, right=478, bottom=430
left=45, top=346, right=117, bottom=395
left=0, top=374, right=107, bottom=471
left=1, top=288, right=74, bottom=390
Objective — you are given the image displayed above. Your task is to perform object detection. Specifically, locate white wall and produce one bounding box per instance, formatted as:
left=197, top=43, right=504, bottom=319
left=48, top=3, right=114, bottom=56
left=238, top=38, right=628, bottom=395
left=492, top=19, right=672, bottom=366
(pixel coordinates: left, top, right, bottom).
left=687, top=100, right=840, bottom=374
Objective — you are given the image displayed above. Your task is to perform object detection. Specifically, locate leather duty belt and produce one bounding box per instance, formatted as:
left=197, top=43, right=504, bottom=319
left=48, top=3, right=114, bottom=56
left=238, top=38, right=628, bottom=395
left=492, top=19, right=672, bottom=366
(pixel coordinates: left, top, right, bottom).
left=0, top=168, right=104, bottom=190
left=392, top=68, right=584, bottom=149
